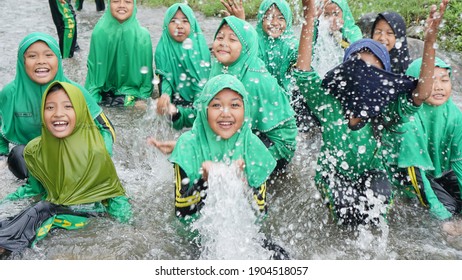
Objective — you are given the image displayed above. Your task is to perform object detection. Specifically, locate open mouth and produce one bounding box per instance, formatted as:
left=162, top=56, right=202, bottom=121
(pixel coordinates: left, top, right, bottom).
left=52, top=121, right=69, bottom=131
left=35, top=68, right=50, bottom=77
left=218, top=121, right=234, bottom=129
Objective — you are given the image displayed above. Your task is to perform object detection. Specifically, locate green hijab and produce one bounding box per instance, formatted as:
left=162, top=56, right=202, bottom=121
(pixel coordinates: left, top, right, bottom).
left=210, top=16, right=295, bottom=133
left=256, top=0, right=299, bottom=90
left=169, top=74, right=276, bottom=188
left=85, top=0, right=153, bottom=102
left=155, top=3, right=211, bottom=102
left=0, top=32, right=101, bottom=145
left=330, top=0, right=363, bottom=43
left=394, top=57, right=462, bottom=177
left=24, top=82, right=126, bottom=205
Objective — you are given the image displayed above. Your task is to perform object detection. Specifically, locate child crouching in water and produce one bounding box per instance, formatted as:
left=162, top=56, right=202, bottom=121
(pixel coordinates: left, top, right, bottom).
left=0, top=82, right=131, bottom=257
left=166, top=74, right=276, bottom=222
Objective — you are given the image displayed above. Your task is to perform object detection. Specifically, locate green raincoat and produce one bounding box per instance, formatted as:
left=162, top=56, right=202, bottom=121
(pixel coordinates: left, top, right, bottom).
left=169, top=74, right=276, bottom=189
left=293, top=69, right=419, bottom=188
left=85, top=0, right=153, bottom=106
left=210, top=16, right=297, bottom=162
left=25, top=81, right=131, bottom=228
left=391, top=58, right=462, bottom=219
left=256, top=0, right=299, bottom=90
left=155, top=3, right=211, bottom=130
left=0, top=33, right=102, bottom=155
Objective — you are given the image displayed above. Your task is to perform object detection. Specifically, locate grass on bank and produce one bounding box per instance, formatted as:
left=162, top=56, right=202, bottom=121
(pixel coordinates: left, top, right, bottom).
left=141, top=0, right=462, bottom=52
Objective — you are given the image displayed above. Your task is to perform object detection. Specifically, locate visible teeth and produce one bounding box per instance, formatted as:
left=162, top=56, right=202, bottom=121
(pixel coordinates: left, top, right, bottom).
left=53, top=121, right=67, bottom=125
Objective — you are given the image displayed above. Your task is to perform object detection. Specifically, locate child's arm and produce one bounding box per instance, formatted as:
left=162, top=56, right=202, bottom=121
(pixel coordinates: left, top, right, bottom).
left=412, top=0, right=449, bottom=106
left=174, top=164, right=207, bottom=218
left=296, top=0, right=316, bottom=72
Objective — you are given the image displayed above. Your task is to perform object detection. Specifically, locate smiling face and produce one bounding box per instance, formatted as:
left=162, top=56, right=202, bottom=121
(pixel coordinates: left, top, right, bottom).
left=212, top=24, right=243, bottom=66
left=323, top=2, right=344, bottom=32
left=44, top=87, right=76, bottom=139
left=110, top=0, right=134, bottom=23
left=24, top=41, right=58, bottom=85
left=207, top=88, right=244, bottom=140
left=262, top=4, right=287, bottom=39
left=372, top=19, right=396, bottom=52
left=425, top=67, right=452, bottom=106
left=168, top=9, right=191, bottom=43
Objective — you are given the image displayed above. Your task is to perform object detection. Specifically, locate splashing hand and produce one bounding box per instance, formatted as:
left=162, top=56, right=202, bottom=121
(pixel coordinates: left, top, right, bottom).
left=156, top=94, right=177, bottom=116
left=220, top=0, right=245, bottom=20
left=201, top=161, right=214, bottom=181
left=424, top=0, right=449, bottom=43
left=146, top=136, right=177, bottom=154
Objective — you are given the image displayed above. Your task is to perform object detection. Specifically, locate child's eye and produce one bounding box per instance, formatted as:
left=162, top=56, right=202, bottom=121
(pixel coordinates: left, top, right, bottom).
left=45, top=105, right=54, bottom=110
left=210, top=103, right=222, bottom=109
left=65, top=105, right=74, bottom=109
left=387, top=31, right=395, bottom=36
left=231, top=103, right=242, bottom=108
left=277, top=16, right=285, bottom=21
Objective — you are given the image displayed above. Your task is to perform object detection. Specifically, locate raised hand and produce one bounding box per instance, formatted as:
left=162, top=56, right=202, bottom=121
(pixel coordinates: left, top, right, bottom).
left=220, top=0, right=245, bottom=20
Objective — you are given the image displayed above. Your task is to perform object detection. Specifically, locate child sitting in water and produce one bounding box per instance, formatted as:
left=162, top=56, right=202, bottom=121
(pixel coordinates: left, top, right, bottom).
left=0, top=81, right=131, bottom=257
left=155, top=3, right=211, bottom=130
left=154, top=74, right=276, bottom=222
left=0, top=32, right=115, bottom=201
left=389, top=57, right=462, bottom=236
left=293, top=0, right=448, bottom=226
left=85, top=0, right=153, bottom=107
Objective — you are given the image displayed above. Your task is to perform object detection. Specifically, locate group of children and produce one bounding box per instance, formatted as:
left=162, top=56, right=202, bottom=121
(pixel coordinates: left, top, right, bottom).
left=0, top=0, right=460, bottom=258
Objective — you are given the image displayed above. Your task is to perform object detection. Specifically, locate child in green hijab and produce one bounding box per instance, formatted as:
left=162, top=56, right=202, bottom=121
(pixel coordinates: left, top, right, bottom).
left=155, top=3, right=211, bottom=130
left=210, top=16, right=298, bottom=171
left=0, top=81, right=131, bottom=257
left=0, top=32, right=116, bottom=201
left=168, top=74, right=276, bottom=222
left=389, top=57, right=462, bottom=236
left=85, top=0, right=154, bottom=107
left=294, top=0, right=448, bottom=226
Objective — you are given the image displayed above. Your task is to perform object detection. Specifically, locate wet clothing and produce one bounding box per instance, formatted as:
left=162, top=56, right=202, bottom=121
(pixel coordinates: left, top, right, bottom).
left=169, top=74, right=276, bottom=220
left=293, top=46, right=420, bottom=225
left=0, top=33, right=115, bottom=184
left=256, top=0, right=319, bottom=132
left=48, top=0, right=78, bottom=59
left=210, top=17, right=298, bottom=165
left=173, top=164, right=268, bottom=219
left=85, top=0, right=153, bottom=107
left=389, top=58, right=462, bottom=220
left=0, top=81, right=132, bottom=253
left=371, top=12, right=411, bottom=75
left=155, top=3, right=211, bottom=130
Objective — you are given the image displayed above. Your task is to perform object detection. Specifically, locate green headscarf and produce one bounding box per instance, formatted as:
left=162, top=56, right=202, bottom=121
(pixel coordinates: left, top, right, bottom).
left=330, top=0, right=363, bottom=43
left=169, top=74, right=276, bottom=188
left=395, top=57, right=462, bottom=177
left=155, top=3, right=211, bottom=102
left=210, top=16, right=295, bottom=133
left=85, top=0, right=153, bottom=102
left=0, top=32, right=101, bottom=145
left=24, top=82, right=126, bottom=205
left=256, top=0, right=299, bottom=90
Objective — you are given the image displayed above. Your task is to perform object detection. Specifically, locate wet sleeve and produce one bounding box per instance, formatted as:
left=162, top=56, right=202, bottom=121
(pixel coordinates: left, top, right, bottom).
left=172, top=106, right=197, bottom=130
left=107, top=195, right=133, bottom=224
left=3, top=176, right=46, bottom=201
left=264, top=117, right=297, bottom=162
left=420, top=170, right=453, bottom=220
left=94, top=112, right=115, bottom=156
left=174, top=163, right=207, bottom=218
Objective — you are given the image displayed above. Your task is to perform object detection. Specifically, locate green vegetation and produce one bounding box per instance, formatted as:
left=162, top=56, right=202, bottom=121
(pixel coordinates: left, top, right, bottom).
left=141, top=0, right=462, bottom=52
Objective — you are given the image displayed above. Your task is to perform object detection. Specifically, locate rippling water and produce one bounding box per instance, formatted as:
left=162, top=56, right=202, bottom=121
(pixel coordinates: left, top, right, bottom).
left=1, top=0, right=462, bottom=260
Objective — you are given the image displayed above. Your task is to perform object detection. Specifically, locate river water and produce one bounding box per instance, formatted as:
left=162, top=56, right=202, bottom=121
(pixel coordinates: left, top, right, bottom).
left=0, top=0, right=461, bottom=260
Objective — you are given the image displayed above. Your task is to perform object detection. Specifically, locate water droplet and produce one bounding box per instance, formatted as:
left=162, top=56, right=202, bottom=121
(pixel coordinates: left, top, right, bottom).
left=340, top=81, right=347, bottom=87
left=181, top=178, right=190, bottom=185
left=140, top=66, right=149, bottom=74
left=182, top=38, right=193, bottom=50
left=152, top=76, right=160, bottom=85
left=395, top=41, right=402, bottom=49
left=433, top=43, right=439, bottom=50
left=179, top=73, right=187, bottom=81
left=360, top=110, right=367, bottom=117
left=340, top=161, right=349, bottom=170
left=358, top=146, right=366, bottom=154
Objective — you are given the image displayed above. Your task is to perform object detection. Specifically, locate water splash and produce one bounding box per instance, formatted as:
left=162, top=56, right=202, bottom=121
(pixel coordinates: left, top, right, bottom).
left=191, top=163, right=271, bottom=260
